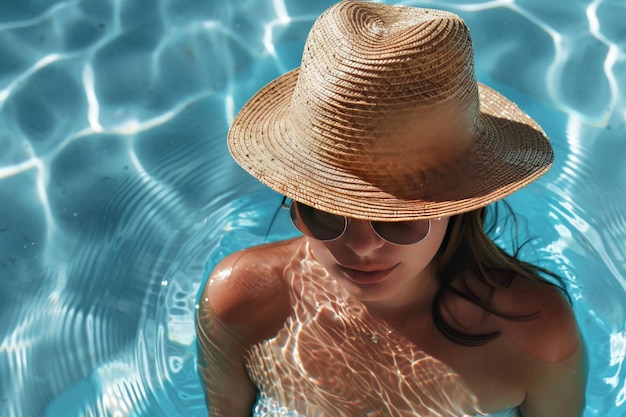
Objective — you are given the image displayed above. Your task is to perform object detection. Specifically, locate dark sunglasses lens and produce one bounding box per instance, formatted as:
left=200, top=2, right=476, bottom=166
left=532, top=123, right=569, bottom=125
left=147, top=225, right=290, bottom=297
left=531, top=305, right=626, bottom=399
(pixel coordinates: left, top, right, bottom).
left=290, top=202, right=346, bottom=241
left=372, top=219, right=430, bottom=245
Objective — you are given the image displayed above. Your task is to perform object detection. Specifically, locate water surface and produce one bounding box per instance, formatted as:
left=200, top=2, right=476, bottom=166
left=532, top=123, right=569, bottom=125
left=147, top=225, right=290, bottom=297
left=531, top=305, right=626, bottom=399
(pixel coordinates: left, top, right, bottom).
left=0, top=0, right=625, bottom=416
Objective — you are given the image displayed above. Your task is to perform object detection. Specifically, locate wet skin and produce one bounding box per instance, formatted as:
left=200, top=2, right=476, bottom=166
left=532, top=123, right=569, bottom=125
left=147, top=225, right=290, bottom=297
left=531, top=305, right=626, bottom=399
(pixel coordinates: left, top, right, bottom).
left=197, top=219, right=587, bottom=416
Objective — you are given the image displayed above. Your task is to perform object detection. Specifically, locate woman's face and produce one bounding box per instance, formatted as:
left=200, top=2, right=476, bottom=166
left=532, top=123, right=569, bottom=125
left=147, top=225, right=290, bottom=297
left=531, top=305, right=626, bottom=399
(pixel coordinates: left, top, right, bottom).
left=308, top=216, right=449, bottom=307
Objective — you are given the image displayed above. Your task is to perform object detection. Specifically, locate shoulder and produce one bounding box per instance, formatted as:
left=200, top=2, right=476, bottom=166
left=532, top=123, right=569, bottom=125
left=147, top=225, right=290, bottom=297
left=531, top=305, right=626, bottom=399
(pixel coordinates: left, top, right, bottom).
left=198, top=237, right=305, bottom=340
left=498, top=279, right=588, bottom=416
left=493, top=276, right=582, bottom=364
left=445, top=272, right=582, bottom=363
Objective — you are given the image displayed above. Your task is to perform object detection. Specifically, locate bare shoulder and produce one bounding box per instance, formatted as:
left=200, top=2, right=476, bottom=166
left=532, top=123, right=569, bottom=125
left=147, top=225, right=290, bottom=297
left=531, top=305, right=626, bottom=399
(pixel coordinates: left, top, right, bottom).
left=492, top=276, right=582, bottom=364
left=486, top=276, right=587, bottom=415
left=444, top=272, right=582, bottom=364
left=198, top=237, right=305, bottom=341
left=494, top=278, right=588, bottom=416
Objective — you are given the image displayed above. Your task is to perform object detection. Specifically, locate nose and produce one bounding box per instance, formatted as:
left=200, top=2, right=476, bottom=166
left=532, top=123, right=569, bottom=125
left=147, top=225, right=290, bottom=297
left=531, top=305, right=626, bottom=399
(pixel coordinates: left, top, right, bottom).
left=343, top=219, right=385, bottom=256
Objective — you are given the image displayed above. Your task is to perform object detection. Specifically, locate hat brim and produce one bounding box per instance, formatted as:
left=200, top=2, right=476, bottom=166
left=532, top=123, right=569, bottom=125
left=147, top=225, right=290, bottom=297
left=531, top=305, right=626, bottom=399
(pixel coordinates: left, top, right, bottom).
left=228, top=68, right=553, bottom=221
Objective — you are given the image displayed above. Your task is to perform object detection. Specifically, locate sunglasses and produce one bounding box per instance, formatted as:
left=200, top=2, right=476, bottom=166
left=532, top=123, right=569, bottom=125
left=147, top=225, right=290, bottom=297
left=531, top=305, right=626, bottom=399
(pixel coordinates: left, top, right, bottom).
left=287, top=200, right=431, bottom=245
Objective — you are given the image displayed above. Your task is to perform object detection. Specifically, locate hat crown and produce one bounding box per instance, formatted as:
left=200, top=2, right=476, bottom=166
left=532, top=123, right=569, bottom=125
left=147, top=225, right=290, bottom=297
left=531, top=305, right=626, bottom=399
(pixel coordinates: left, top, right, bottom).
left=288, top=1, right=480, bottom=197
left=291, top=1, right=479, bottom=137
left=227, top=1, right=553, bottom=221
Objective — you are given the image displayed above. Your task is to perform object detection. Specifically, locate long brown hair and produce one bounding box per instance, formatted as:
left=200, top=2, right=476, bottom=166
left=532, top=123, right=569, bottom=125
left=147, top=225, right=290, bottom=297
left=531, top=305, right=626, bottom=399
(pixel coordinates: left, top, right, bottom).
left=432, top=202, right=571, bottom=346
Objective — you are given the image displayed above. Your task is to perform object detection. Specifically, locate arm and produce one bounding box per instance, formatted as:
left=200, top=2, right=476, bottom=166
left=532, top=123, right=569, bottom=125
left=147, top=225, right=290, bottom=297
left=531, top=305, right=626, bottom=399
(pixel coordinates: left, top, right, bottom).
left=196, top=277, right=258, bottom=416
left=518, top=341, right=588, bottom=417
left=513, top=285, right=588, bottom=417
left=196, top=317, right=258, bottom=416
left=196, top=242, right=295, bottom=416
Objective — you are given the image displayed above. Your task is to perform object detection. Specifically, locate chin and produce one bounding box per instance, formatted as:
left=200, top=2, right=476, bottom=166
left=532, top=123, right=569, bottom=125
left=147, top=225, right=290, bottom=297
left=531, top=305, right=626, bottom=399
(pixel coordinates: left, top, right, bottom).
left=336, top=273, right=405, bottom=303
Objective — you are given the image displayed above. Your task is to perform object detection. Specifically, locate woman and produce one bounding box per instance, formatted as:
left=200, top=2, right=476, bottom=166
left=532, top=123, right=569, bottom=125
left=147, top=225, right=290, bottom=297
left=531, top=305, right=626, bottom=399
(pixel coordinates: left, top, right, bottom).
left=196, top=1, right=587, bottom=416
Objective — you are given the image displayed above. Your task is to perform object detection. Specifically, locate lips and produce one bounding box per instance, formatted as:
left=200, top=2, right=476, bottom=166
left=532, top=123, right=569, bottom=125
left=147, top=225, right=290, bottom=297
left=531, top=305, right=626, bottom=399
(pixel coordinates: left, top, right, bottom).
left=338, top=263, right=399, bottom=285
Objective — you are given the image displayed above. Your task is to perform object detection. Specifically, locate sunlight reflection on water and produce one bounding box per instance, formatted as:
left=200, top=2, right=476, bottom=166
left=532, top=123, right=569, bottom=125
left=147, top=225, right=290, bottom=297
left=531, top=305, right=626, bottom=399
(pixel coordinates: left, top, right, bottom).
left=0, top=0, right=625, bottom=416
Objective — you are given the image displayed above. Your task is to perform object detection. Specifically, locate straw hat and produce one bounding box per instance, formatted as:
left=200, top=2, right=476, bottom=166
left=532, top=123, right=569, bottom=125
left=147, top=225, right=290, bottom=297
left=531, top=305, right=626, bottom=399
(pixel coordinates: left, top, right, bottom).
left=228, top=0, right=553, bottom=221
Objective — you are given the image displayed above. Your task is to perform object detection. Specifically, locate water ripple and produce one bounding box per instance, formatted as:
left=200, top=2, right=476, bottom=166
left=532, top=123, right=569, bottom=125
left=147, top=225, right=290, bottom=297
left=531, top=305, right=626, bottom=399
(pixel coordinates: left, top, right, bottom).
left=1, top=0, right=625, bottom=416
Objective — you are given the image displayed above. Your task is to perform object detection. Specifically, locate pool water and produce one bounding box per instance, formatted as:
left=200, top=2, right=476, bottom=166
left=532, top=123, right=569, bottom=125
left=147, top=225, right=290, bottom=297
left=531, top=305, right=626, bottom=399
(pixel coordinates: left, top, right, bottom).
left=0, top=0, right=625, bottom=416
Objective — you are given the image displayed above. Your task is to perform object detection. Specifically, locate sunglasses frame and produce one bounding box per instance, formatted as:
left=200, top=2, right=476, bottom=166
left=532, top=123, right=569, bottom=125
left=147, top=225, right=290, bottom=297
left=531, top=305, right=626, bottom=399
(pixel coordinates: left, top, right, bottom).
left=283, top=197, right=432, bottom=246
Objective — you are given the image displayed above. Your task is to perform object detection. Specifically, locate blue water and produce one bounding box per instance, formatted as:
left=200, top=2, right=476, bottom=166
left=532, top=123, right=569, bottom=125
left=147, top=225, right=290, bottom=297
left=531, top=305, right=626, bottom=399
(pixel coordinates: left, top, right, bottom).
left=0, top=0, right=624, bottom=416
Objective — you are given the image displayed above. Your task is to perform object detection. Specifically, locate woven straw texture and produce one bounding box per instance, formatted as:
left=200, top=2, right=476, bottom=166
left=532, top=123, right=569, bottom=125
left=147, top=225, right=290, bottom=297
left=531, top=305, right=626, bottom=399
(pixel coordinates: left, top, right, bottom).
left=228, top=0, right=553, bottom=221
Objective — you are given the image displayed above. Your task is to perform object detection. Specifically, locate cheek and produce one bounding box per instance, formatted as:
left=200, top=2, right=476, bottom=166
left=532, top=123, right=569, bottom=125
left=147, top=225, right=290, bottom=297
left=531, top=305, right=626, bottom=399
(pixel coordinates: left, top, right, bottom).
left=308, top=239, right=340, bottom=267
left=423, top=217, right=449, bottom=254
left=429, top=218, right=449, bottom=248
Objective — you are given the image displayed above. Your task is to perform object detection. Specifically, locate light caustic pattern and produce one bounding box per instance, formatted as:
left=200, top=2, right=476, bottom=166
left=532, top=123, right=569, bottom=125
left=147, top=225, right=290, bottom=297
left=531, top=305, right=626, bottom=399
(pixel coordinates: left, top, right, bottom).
left=0, top=0, right=625, bottom=417
left=245, top=243, right=478, bottom=416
